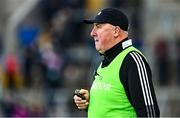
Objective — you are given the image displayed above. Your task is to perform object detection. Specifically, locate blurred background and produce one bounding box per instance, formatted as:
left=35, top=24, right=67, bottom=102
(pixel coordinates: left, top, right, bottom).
left=0, top=0, right=179, bottom=117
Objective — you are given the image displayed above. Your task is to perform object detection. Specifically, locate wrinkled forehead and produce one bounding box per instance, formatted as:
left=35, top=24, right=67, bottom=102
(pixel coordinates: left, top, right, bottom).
left=93, top=23, right=115, bottom=27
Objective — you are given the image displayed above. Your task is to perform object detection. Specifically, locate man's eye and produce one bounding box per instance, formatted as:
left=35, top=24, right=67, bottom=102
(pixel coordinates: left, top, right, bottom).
left=95, top=24, right=101, bottom=28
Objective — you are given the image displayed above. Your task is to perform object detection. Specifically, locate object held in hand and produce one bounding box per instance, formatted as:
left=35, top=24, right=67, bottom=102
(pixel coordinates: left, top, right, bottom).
left=74, top=89, right=86, bottom=100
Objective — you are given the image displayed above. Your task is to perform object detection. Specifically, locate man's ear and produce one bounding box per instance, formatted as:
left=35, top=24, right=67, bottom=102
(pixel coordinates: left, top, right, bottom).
left=114, top=26, right=121, bottom=37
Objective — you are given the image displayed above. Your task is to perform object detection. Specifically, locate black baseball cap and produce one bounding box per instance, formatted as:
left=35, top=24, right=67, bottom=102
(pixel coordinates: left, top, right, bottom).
left=84, top=8, right=129, bottom=31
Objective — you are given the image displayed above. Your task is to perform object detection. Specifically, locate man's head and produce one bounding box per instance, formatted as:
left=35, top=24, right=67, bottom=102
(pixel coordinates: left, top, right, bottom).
left=84, top=8, right=129, bottom=54
left=84, top=8, right=129, bottom=31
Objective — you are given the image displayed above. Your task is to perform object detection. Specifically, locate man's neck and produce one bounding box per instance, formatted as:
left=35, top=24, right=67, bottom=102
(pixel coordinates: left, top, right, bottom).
left=101, top=37, right=132, bottom=68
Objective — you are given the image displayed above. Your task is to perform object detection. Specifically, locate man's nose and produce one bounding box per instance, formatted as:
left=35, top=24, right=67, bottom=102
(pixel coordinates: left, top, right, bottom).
left=90, top=27, right=96, bottom=37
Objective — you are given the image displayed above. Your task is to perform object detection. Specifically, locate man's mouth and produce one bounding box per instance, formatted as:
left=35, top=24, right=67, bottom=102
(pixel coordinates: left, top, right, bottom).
left=95, top=39, right=99, bottom=42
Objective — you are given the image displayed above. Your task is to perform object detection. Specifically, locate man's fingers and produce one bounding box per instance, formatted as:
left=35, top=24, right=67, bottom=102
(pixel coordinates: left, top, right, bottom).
left=77, top=102, right=89, bottom=109
left=75, top=99, right=87, bottom=104
left=77, top=101, right=89, bottom=106
left=78, top=106, right=87, bottom=109
left=74, top=95, right=82, bottom=101
left=73, top=89, right=89, bottom=110
left=79, top=89, right=88, bottom=94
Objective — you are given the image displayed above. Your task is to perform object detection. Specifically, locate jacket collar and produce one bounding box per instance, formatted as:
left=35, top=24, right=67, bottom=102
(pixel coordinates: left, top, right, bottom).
left=101, top=38, right=132, bottom=67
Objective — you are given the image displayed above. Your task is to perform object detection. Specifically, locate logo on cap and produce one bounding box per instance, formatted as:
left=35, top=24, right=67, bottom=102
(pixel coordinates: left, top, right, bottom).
left=97, top=11, right=101, bottom=15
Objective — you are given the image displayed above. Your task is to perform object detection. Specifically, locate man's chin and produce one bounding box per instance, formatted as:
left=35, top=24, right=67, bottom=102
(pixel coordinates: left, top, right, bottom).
left=97, top=49, right=104, bottom=54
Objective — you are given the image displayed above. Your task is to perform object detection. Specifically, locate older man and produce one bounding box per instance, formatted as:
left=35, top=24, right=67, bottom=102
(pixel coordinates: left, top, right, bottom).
left=73, top=8, right=160, bottom=117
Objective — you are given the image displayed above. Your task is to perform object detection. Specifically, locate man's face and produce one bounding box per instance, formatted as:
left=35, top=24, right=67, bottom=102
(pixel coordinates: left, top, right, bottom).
left=90, top=23, right=115, bottom=54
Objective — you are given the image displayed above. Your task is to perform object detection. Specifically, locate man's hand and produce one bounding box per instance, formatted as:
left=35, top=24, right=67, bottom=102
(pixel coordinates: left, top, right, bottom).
left=73, top=89, right=89, bottom=110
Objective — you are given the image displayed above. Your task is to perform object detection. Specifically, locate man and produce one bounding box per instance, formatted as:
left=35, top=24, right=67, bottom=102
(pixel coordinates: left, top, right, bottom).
left=73, top=8, right=160, bottom=117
